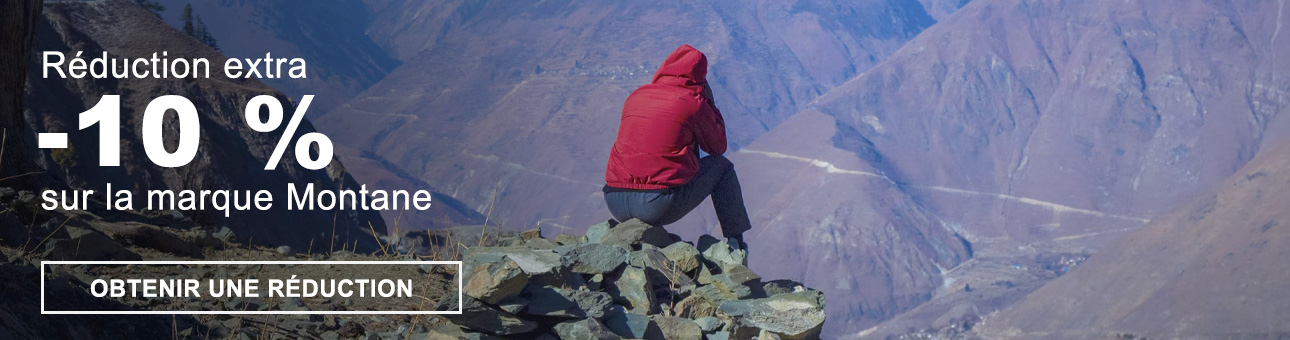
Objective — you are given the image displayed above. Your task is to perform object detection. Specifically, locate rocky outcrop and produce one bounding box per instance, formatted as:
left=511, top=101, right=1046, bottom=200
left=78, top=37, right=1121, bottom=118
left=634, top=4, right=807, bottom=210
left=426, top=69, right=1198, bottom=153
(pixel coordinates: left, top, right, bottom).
left=434, top=219, right=828, bottom=339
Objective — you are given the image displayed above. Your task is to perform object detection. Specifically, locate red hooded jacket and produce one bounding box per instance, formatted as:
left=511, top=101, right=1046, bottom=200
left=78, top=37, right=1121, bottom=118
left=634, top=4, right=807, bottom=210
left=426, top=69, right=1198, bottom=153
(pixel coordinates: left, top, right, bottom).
left=605, top=45, right=727, bottom=190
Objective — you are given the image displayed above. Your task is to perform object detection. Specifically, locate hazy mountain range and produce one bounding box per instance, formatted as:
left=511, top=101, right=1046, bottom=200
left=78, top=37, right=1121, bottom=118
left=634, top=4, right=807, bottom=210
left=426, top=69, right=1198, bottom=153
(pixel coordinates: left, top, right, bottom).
left=23, top=0, right=1290, bottom=337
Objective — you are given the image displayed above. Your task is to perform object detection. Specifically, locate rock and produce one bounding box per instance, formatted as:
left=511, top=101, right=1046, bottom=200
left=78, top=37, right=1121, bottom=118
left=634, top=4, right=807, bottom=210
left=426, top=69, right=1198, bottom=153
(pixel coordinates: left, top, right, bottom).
left=48, top=265, right=96, bottom=287
left=726, top=323, right=763, bottom=340
left=437, top=294, right=538, bottom=335
left=762, top=279, right=806, bottom=297
left=276, top=245, right=294, bottom=256
left=660, top=242, right=701, bottom=272
left=179, top=229, right=223, bottom=248
left=697, top=235, right=746, bottom=272
left=0, top=187, right=14, bottom=200
left=707, top=331, right=732, bottom=340
left=497, top=296, right=528, bottom=314
left=630, top=247, right=696, bottom=288
left=280, top=297, right=307, bottom=311
left=689, top=285, right=740, bottom=306
left=462, top=253, right=529, bottom=304
left=554, top=243, right=580, bottom=256
left=337, top=320, right=365, bottom=338
left=707, top=275, right=754, bottom=300
left=43, top=225, right=141, bottom=261
left=221, top=318, right=244, bottom=332
left=673, top=294, right=719, bottom=319
left=553, top=318, right=622, bottom=340
left=587, top=273, right=605, bottom=291
left=694, top=316, right=723, bottom=333
left=758, top=329, right=784, bottom=340
left=718, top=265, right=760, bottom=285
left=225, top=297, right=263, bottom=311
left=90, top=222, right=205, bottom=257
left=212, top=226, right=236, bottom=243
left=16, top=190, right=35, bottom=204
left=650, top=315, right=703, bottom=340
left=532, top=334, right=560, bottom=340
left=526, top=237, right=558, bottom=249
left=585, top=219, right=616, bottom=243
left=717, top=290, right=826, bottom=340
left=523, top=286, right=614, bottom=319
left=471, top=246, right=583, bottom=287
left=426, top=324, right=503, bottom=340
left=561, top=243, right=628, bottom=274
left=599, top=219, right=674, bottom=249
left=555, top=233, right=586, bottom=245
left=498, top=235, right=526, bottom=247
left=627, top=247, right=673, bottom=269
left=605, top=309, right=659, bottom=338
left=706, top=265, right=761, bottom=299
left=470, top=246, right=559, bottom=273
left=696, top=262, right=716, bottom=285
left=519, top=228, right=542, bottom=241
left=625, top=246, right=696, bottom=295
left=607, top=266, right=657, bottom=314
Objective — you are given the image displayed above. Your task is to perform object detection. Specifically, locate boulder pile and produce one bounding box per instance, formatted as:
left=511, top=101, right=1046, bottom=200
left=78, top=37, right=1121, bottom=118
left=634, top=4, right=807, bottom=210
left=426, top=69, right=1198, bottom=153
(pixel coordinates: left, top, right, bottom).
left=434, top=219, right=827, bottom=340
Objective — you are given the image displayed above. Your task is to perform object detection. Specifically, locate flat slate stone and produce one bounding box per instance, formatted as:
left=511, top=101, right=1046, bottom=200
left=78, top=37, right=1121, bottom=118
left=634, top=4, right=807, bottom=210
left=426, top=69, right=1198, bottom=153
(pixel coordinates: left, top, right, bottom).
left=437, top=295, right=537, bottom=336
left=718, top=290, right=826, bottom=340
left=561, top=243, right=629, bottom=274
left=523, top=286, right=614, bottom=319
left=599, top=219, right=674, bottom=249
left=604, top=309, right=658, bottom=339
left=650, top=315, right=703, bottom=340
left=553, top=318, right=622, bottom=340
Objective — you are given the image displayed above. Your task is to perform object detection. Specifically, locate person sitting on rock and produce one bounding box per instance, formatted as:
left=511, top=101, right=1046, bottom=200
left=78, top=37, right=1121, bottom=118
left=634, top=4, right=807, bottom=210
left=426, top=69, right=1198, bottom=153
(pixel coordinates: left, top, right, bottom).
left=603, top=44, right=752, bottom=253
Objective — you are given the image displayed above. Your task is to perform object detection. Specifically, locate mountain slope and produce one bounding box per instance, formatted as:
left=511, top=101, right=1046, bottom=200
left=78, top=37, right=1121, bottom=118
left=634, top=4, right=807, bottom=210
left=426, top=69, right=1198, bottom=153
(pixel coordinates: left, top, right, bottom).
left=977, top=134, right=1290, bottom=339
left=813, top=0, right=1290, bottom=252
left=672, top=111, right=971, bottom=336
left=691, top=0, right=1290, bottom=336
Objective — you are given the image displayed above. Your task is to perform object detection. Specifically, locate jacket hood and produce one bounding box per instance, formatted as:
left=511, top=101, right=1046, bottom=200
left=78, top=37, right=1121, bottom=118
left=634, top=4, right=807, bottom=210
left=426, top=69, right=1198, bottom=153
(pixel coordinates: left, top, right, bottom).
left=651, top=44, right=708, bottom=89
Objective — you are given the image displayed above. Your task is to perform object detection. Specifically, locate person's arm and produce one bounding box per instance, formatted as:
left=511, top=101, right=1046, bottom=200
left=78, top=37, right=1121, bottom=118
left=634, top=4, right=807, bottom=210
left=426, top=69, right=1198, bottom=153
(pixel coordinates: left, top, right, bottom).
left=695, top=86, right=727, bottom=155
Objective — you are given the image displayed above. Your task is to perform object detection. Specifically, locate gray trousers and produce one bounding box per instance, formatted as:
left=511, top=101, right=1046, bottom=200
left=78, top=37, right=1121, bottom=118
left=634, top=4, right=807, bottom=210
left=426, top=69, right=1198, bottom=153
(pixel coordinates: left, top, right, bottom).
left=604, top=155, right=752, bottom=238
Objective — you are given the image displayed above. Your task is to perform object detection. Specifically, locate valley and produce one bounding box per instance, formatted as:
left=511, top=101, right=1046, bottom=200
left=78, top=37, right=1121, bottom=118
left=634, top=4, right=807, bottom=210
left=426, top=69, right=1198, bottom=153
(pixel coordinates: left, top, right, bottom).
left=9, top=0, right=1290, bottom=337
